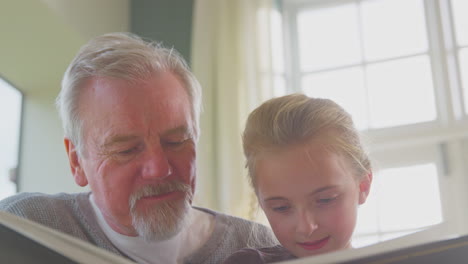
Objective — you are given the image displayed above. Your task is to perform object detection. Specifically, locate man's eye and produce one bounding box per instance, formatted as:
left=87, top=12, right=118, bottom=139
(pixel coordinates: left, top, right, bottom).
left=168, top=140, right=185, bottom=145
left=165, top=138, right=189, bottom=147
left=118, top=146, right=139, bottom=155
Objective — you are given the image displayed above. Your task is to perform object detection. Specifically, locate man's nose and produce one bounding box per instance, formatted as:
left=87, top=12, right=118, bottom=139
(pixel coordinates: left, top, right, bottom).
left=141, top=145, right=172, bottom=180
left=296, top=209, right=318, bottom=237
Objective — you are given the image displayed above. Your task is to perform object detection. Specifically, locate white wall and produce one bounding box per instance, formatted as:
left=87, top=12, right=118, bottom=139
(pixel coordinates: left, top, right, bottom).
left=0, top=0, right=129, bottom=194
left=19, top=91, right=81, bottom=193
left=40, top=0, right=129, bottom=40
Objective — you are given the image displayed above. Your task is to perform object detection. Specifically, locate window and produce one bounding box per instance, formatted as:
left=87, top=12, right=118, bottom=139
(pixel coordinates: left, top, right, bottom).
left=0, top=78, right=22, bottom=200
left=285, top=0, right=436, bottom=130
left=452, top=0, right=468, bottom=114
left=354, top=144, right=445, bottom=247
left=275, top=0, right=468, bottom=246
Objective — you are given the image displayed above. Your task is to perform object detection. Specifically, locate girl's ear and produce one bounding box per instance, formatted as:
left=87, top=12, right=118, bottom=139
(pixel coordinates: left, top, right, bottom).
left=64, top=138, right=88, bottom=187
left=359, top=172, right=373, bottom=204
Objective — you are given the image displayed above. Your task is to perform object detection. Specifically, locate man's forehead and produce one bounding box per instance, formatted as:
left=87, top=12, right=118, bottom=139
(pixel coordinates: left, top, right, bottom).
left=80, top=74, right=195, bottom=141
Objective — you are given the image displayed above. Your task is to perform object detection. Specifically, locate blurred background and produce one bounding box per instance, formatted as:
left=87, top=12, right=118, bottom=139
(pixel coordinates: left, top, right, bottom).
left=1, top=0, right=468, bottom=248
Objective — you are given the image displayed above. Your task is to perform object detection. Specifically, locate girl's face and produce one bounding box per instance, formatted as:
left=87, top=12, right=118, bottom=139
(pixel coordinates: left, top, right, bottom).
left=255, top=142, right=371, bottom=258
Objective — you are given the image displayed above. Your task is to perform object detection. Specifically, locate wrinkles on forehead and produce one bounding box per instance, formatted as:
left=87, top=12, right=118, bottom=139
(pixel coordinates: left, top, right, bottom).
left=98, top=125, right=194, bottom=149
left=78, top=73, right=195, bottom=155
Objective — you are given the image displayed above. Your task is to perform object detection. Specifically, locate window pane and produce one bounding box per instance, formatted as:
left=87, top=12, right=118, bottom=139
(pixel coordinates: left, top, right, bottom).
left=355, top=182, right=379, bottom=234
left=380, top=230, right=421, bottom=241
left=273, top=75, right=287, bottom=97
left=354, top=163, right=441, bottom=247
left=353, top=163, right=442, bottom=247
left=301, top=67, right=368, bottom=130
left=297, top=3, right=361, bottom=71
left=361, top=0, right=428, bottom=61
left=377, top=164, right=443, bottom=231
left=367, top=56, right=436, bottom=128
left=271, top=9, right=285, bottom=73
left=352, top=234, right=380, bottom=248
left=451, top=0, right=468, bottom=46
left=460, top=48, right=468, bottom=115
left=0, top=79, right=22, bottom=200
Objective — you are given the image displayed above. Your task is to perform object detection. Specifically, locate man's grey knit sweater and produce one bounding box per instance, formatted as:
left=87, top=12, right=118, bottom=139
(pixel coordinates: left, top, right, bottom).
left=0, top=192, right=276, bottom=264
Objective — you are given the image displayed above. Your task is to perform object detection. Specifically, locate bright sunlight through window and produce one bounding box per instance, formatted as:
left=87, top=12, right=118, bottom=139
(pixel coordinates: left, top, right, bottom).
left=0, top=78, right=22, bottom=200
left=295, top=0, right=436, bottom=130
left=354, top=164, right=442, bottom=247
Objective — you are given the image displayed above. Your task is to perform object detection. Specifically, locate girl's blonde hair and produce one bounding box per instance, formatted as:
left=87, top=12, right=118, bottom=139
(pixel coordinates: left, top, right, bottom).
left=242, top=93, right=371, bottom=191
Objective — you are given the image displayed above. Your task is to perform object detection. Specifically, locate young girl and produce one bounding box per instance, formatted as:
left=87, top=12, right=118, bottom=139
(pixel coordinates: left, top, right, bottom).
left=223, top=94, right=373, bottom=263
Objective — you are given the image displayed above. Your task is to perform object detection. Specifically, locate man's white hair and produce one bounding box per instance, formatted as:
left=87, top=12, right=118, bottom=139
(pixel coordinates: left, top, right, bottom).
left=56, top=32, right=202, bottom=155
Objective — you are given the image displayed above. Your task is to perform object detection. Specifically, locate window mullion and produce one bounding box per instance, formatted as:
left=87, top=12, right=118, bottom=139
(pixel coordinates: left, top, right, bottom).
left=282, top=4, right=301, bottom=94
left=423, top=0, right=456, bottom=127
left=436, top=0, right=466, bottom=121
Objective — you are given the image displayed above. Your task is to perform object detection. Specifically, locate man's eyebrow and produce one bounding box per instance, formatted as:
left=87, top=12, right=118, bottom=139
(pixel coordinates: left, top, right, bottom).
left=102, top=135, right=139, bottom=148
left=101, top=126, right=192, bottom=148
left=161, top=126, right=192, bottom=137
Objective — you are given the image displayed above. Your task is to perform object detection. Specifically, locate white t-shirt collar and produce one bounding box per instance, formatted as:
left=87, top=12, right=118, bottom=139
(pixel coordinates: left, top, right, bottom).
left=89, top=194, right=214, bottom=264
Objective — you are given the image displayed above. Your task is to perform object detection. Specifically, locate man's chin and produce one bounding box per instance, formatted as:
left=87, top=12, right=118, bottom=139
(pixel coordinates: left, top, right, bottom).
left=131, top=198, right=191, bottom=242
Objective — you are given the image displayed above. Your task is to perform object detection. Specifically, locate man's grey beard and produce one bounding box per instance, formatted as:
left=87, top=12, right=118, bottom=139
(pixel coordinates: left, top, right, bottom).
left=129, top=181, right=193, bottom=242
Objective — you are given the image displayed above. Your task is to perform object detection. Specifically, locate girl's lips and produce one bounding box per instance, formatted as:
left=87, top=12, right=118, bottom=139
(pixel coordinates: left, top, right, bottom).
left=297, top=236, right=330, bottom=251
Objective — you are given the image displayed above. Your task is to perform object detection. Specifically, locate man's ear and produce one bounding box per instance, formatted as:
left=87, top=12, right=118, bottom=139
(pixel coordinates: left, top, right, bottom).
left=64, top=138, right=88, bottom=187
left=359, top=172, right=373, bottom=204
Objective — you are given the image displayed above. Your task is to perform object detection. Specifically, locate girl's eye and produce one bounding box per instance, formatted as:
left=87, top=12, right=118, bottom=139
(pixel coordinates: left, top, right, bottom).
left=317, top=196, right=337, bottom=205
left=272, top=206, right=291, bottom=212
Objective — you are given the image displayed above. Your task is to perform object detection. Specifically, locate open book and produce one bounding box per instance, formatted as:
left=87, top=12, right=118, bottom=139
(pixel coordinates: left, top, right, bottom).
left=280, top=223, right=468, bottom=264
left=2, top=210, right=468, bottom=264
left=0, top=211, right=135, bottom=263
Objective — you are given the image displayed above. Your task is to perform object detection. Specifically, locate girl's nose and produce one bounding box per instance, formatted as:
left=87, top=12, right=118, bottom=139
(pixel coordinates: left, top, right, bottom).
left=296, top=210, right=318, bottom=237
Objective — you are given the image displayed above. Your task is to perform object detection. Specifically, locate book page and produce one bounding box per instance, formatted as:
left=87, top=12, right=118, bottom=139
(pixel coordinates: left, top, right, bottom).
left=0, top=211, right=135, bottom=264
left=278, top=223, right=464, bottom=264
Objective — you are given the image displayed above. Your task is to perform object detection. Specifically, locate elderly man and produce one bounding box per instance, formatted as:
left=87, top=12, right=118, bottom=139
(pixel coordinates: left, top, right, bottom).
left=0, top=33, right=275, bottom=264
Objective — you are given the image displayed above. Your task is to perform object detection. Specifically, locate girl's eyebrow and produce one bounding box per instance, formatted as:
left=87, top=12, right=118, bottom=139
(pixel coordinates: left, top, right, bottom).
left=263, top=186, right=339, bottom=202
left=264, top=196, right=288, bottom=202
left=309, top=185, right=339, bottom=196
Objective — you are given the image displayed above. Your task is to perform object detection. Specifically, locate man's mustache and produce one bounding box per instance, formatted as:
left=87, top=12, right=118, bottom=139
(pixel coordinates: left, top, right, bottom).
left=129, top=181, right=193, bottom=209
